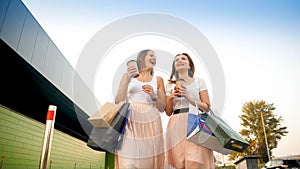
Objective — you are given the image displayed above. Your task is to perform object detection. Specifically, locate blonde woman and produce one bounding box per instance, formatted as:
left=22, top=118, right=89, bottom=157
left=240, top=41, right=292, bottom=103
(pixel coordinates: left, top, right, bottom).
left=114, top=49, right=166, bottom=169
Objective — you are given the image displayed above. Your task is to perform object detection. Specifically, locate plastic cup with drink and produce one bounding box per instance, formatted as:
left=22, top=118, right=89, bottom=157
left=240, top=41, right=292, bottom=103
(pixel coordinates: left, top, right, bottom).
left=175, top=78, right=186, bottom=97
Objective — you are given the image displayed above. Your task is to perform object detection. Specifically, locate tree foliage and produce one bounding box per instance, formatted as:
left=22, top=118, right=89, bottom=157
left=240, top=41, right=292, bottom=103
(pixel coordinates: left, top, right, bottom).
left=228, top=100, right=288, bottom=163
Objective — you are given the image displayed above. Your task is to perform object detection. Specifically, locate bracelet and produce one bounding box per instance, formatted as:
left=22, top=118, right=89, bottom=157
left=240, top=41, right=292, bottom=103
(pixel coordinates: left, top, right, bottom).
left=151, top=97, right=158, bottom=101
left=204, top=102, right=210, bottom=110
left=195, top=101, right=210, bottom=111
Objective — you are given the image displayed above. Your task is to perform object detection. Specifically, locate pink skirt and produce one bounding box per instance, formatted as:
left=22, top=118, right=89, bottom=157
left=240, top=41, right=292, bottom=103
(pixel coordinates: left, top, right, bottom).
left=166, top=113, right=215, bottom=169
left=115, top=103, right=165, bottom=169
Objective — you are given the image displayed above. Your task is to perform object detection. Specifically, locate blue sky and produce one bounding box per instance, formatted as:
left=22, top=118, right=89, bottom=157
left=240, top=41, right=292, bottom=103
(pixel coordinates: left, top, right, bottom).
left=22, top=0, right=300, bottom=158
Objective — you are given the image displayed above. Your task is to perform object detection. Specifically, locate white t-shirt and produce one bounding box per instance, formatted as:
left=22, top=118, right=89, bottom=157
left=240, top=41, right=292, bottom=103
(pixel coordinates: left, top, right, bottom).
left=166, top=77, right=207, bottom=111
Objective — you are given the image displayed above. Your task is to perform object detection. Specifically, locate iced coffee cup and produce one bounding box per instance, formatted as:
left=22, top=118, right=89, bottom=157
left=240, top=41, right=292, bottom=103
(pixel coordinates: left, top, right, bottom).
left=127, top=60, right=139, bottom=78
left=176, top=78, right=186, bottom=97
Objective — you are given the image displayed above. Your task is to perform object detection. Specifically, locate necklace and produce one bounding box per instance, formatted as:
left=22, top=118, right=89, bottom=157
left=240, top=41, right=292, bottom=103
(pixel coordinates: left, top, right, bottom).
left=138, top=73, right=153, bottom=82
left=186, top=77, right=194, bottom=85
left=178, top=76, right=193, bottom=85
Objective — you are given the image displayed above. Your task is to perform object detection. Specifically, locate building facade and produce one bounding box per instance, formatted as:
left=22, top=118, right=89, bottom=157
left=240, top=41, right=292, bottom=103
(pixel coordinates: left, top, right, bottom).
left=0, top=0, right=108, bottom=168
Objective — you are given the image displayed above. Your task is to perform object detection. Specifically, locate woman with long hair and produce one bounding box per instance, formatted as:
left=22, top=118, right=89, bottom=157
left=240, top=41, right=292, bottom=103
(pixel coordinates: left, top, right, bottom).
left=165, top=53, right=215, bottom=169
left=114, top=49, right=166, bottom=169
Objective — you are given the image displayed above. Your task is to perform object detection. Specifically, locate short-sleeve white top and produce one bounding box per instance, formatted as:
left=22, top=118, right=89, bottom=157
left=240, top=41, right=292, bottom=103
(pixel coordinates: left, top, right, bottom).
left=166, top=77, right=207, bottom=111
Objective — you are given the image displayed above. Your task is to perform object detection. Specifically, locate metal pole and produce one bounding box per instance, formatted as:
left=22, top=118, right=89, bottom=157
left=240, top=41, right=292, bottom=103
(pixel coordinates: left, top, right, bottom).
left=260, top=110, right=271, bottom=161
left=39, top=105, right=57, bottom=169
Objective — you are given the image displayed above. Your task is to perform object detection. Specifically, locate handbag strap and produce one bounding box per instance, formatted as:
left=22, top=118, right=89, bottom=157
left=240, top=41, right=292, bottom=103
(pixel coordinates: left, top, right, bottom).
left=195, top=101, right=215, bottom=116
left=194, top=101, right=201, bottom=117
left=205, top=102, right=216, bottom=116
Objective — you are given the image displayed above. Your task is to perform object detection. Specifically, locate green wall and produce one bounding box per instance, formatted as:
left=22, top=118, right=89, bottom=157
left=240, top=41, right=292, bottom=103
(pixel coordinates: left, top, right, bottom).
left=105, top=153, right=114, bottom=169
left=0, top=105, right=106, bottom=169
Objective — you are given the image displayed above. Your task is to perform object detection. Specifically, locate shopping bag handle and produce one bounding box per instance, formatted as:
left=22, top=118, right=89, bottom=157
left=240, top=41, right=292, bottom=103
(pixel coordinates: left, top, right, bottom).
left=194, top=101, right=202, bottom=117
left=195, top=101, right=216, bottom=116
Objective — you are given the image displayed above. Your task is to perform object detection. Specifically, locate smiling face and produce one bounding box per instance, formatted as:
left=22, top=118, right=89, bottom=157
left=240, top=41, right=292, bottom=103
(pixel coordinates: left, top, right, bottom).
left=169, top=53, right=195, bottom=81
left=136, top=49, right=156, bottom=71
left=144, top=50, right=156, bottom=69
left=174, top=54, right=190, bottom=71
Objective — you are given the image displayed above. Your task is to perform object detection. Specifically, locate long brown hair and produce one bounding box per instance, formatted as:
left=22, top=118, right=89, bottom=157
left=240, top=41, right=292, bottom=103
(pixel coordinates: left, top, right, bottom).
left=136, top=49, right=154, bottom=75
left=168, top=53, right=195, bottom=83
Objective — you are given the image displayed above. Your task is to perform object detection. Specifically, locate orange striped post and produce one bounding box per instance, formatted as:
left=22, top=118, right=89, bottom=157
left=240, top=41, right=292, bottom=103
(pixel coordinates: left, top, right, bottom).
left=0, top=155, right=5, bottom=169
left=39, top=105, right=57, bottom=169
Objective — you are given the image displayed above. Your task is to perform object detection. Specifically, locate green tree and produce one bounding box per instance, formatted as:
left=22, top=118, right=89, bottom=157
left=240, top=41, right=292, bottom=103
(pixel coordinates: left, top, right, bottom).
left=228, top=100, right=288, bottom=163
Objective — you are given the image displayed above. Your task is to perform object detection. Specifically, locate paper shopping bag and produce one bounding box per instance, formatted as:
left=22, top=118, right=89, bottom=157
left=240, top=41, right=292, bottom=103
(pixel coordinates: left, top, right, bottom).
left=201, top=109, right=249, bottom=153
left=187, top=113, right=233, bottom=155
left=87, top=102, right=130, bottom=153
left=88, top=101, right=125, bottom=128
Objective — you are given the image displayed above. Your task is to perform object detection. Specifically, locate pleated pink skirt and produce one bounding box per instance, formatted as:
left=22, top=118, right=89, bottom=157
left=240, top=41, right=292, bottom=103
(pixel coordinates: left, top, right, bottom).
left=165, top=113, right=215, bottom=169
left=115, top=103, right=165, bottom=169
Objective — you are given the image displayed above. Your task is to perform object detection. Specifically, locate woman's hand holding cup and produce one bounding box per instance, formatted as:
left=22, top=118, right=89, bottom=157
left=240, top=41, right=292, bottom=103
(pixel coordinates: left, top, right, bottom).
left=175, top=79, right=186, bottom=97
left=127, top=60, right=139, bottom=78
